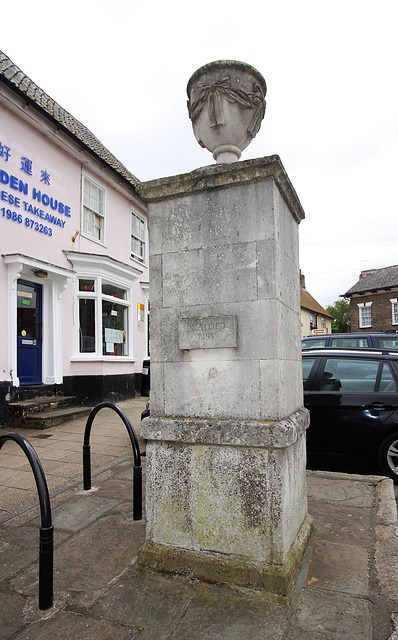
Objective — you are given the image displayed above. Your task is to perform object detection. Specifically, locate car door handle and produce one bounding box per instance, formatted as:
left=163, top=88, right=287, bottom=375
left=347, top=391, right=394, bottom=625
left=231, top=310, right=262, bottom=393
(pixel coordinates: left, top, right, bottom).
left=365, top=402, right=393, bottom=410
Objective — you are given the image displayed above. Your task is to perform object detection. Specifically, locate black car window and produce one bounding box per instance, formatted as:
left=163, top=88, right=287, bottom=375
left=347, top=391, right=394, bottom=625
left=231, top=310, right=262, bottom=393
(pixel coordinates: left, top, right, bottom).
left=375, top=337, right=398, bottom=350
left=330, top=337, right=369, bottom=348
left=378, top=362, right=398, bottom=392
left=302, top=358, right=316, bottom=384
left=320, top=358, right=379, bottom=392
left=302, top=338, right=327, bottom=349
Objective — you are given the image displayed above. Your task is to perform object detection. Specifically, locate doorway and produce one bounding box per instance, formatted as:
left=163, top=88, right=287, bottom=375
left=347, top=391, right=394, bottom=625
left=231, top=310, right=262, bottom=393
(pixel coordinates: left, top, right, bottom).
left=17, top=280, right=43, bottom=385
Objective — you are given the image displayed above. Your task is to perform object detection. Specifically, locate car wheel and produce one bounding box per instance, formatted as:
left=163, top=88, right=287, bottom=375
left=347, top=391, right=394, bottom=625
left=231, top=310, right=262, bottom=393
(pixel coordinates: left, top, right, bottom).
left=378, top=432, right=398, bottom=483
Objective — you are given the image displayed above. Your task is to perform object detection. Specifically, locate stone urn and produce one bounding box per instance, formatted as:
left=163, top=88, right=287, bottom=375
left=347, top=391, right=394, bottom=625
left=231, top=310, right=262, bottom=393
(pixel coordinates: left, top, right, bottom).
left=187, top=60, right=267, bottom=163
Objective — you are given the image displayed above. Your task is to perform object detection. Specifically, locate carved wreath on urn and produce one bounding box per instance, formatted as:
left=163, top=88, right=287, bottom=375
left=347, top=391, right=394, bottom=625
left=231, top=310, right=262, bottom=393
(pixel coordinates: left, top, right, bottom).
left=187, top=74, right=266, bottom=143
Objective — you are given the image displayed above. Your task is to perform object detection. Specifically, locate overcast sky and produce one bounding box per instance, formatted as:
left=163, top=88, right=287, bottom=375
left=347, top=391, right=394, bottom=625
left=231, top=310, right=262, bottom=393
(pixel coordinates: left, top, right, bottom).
left=2, top=0, right=397, bottom=308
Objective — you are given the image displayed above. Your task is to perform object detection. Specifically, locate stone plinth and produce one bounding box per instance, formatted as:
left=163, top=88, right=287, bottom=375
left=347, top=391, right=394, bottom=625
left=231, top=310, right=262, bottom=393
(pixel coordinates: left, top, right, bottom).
left=137, top=156, right=312, bottom=600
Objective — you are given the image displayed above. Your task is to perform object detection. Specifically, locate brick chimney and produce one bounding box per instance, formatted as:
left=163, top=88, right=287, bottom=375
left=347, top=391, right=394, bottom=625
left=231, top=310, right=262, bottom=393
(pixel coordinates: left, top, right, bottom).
left=300, top=270, right=306, bottom=289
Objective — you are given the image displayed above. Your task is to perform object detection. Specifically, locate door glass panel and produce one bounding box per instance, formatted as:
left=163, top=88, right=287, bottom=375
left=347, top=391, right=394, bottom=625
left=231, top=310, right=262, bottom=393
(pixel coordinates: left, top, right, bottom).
left=378, top=363, right=398, bottom=392
left=302, top=358, right=316, bottom=384
left=17, top=283, right=39, bottom=338
left=321, top=358, right=379, bottom=392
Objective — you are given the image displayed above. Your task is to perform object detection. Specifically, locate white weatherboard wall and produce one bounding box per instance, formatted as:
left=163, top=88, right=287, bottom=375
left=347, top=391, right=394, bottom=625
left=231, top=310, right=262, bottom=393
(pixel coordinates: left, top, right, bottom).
left=138, top=156, right=312, bottom=599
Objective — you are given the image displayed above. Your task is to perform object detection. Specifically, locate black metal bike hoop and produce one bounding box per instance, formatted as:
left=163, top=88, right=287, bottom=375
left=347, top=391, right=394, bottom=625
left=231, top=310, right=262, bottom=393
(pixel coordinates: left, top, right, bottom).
left=0, top=432, right=53, bottom=610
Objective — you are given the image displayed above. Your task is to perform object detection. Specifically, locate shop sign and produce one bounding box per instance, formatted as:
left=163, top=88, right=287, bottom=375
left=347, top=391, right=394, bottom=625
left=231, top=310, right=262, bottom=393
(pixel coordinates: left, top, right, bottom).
left=0, top=142, right=72, bottom=239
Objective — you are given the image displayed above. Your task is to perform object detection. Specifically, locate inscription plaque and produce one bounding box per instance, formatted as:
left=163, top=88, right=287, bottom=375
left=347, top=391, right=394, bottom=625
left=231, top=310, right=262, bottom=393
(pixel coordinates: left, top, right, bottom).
left=178, top=315, right=238, bottom=350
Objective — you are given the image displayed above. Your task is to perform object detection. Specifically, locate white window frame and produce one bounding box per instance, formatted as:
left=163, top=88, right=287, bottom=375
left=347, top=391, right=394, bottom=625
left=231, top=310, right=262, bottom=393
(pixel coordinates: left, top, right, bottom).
left=66, top=253, right=143, bottom=362
left=357, top=301, right=372, bottom=328
left=77, top=277, right=130, bottom=357
left=390, top=299, right=398, bottom=325
left=81, top=173, right=107, bottom=245
left=131, top=209, right=147, bottom=264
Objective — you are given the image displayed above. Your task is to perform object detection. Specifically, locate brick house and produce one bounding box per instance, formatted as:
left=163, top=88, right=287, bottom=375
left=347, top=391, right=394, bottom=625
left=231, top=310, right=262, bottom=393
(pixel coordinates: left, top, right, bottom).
left=343, top=265, right=398, bottom=332
left=300, top=272, right=333, bottom=337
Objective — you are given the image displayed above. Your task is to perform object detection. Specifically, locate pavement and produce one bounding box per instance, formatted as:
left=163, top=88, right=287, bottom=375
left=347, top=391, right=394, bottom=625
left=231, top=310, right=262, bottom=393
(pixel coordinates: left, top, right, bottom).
left=1, top=395, right=398, bottom=639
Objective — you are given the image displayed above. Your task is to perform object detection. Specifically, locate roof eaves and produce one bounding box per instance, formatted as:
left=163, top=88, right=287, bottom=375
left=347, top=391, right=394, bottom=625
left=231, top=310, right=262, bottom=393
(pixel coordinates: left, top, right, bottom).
left=0, top=51, right=141, bottom=193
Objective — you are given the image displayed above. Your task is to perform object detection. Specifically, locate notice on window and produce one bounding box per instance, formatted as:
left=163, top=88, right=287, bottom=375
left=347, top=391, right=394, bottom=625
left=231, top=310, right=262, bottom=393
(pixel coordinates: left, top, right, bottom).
left=137, top=303, right=145, bottom=333
left=105, top=328, right=124, bottom=344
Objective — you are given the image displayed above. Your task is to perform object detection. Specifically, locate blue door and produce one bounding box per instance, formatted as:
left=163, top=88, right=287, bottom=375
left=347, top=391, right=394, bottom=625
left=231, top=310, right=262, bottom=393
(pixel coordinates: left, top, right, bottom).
left=17, top=280, right=42, bottom=385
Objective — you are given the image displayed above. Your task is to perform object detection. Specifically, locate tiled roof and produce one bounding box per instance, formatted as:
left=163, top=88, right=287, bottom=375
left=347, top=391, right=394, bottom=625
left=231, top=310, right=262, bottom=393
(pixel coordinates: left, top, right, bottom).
left=344, top=264, right=398, bottom=296
left=300, top=288, right=333, bottom=317
left=0, top=51, right=140, bottom=190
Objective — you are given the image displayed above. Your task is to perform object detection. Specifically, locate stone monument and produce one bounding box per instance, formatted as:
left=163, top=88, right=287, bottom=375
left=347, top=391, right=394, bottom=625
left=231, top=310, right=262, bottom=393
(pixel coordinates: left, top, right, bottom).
left=138, top=61, right=312, bottom=601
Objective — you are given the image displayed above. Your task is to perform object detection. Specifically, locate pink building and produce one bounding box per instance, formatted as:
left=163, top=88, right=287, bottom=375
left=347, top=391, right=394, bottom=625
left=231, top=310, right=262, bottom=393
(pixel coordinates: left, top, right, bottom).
left=0, top=52, right=149, bottom=422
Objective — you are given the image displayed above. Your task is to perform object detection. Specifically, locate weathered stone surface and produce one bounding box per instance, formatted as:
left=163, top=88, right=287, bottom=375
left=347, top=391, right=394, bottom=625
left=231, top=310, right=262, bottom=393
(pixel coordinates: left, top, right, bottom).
left=178, top=315, right=238, bottom=350
left=172, top=590, right=292, bottom=640
left=90, top=566, right=197, bottom=639
left=140, top=513, right=313, bottom=601
left=289, top=591, right=373, bottom=640
left=12, top=610, right=135, bottom=639
left=306, top=540, right=369, bottom=596
left=139, top=157, right=308, bottom=598
left=137, top=156, right=305, bottom=224
left=51, top=495, right=118, bottom=532
left=142, top=409, right=309, bottom=448
left=143, top=427, right=309, bottom=564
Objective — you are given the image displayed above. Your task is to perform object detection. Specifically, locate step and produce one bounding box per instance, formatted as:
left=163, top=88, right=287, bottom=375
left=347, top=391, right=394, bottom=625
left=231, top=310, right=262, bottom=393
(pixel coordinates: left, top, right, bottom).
left=7, top=395, right=78, bottom=417
left=20, top=406, right=93, bottom=430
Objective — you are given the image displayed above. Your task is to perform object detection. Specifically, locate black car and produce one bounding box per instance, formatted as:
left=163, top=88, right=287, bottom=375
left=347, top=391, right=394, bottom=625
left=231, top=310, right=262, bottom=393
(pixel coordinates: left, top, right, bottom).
left=302, top=331, right=398, bottom=350
left=303, top=348, right=398, bottom=482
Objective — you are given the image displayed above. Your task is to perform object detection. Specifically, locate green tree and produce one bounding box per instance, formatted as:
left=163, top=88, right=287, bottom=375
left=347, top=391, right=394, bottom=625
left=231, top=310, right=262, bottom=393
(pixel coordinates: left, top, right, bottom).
left=326, top=299, right=351, bottom=333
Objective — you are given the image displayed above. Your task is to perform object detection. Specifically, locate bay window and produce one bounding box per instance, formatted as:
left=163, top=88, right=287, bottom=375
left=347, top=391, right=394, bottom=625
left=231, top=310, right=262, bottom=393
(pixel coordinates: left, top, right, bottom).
left=66, top=252, right=143, bottom=361
left=77, top=277, right=129, bottom=357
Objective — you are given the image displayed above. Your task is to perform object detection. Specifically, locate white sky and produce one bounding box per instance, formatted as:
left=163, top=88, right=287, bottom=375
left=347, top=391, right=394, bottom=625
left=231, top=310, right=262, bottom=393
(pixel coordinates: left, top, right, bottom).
left=2, top=0, right=397, bottom=308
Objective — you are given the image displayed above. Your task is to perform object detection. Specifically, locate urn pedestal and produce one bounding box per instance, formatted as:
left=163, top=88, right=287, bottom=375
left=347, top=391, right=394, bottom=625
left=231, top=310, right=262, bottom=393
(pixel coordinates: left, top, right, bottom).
left=137, top=156, right=312, bottom=602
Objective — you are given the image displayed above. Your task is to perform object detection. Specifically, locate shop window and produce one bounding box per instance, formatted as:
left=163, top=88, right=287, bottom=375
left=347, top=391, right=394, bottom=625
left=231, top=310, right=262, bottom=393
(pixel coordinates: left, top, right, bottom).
left=77, top=277, right=130, bottom=357
left=82, top=175, right=105, bottom=243
left=131, top=211, right=146, bottom=263
left=79, top=298, right=95, bottom=352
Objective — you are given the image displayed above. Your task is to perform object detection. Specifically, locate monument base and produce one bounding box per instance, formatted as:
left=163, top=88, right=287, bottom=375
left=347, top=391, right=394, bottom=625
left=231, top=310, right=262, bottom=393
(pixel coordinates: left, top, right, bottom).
left=138, top=514, right=313, bottom=603
left=140, top=408, right=311, bottom=602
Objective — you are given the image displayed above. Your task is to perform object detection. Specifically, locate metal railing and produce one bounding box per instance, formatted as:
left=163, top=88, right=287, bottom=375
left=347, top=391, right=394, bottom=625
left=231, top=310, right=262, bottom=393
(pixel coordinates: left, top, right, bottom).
left=0, top=432, right=53, bottom=610
left=82, top=402, right=142, bottom=520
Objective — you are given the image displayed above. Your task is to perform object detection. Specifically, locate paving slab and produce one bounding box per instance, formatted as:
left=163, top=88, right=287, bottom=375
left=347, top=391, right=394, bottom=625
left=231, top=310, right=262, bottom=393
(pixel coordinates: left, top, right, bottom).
left=13, top=609, right=136, bottom=639
left=287, top=590, right=373, bottom=640
left=50, top=494, right=119, bottom=532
